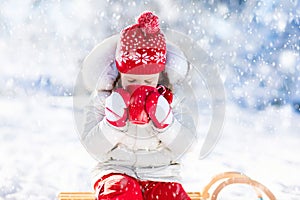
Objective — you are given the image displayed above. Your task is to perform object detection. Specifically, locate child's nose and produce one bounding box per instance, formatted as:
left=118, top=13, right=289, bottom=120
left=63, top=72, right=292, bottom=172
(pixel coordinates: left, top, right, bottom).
left=137, top=80, right=147, bottom=85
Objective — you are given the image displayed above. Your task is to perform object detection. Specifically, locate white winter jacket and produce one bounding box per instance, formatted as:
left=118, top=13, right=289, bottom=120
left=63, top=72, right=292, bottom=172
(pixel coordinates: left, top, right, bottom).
left=78, top=36, right=197, bottom=184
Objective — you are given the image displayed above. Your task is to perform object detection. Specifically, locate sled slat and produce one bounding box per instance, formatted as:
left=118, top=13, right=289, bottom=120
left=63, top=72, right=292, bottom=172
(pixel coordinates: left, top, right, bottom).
left=58, top=191, right=201, bottom=200
left=58, top=192, right=94, bottom=200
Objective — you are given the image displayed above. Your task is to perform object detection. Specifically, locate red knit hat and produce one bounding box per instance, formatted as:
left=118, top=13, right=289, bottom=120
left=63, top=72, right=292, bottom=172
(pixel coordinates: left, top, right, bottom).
left=115, top=11, right=166, bottom=74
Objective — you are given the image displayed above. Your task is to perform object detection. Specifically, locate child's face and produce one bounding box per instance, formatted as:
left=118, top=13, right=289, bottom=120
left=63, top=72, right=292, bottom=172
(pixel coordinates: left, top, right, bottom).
left=121, top=73, right=160, bottom=89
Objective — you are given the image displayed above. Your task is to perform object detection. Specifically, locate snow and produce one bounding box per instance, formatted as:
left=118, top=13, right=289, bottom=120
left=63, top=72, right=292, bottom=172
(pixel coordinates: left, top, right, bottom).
left=182, top=104, right=300, bottom=199
left=0, top=1, right=299, bottom=200
left=279, top=50, right=298, bottom=73
left=1, top=96, right=299, bottom=199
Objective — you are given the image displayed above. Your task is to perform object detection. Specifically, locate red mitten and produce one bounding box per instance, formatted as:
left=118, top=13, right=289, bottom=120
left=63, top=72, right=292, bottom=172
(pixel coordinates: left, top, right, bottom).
left=105, top=88, right=130, bottom=127
left=146, top=87, right=173, bottom=129
left=157, top=85, right=173, bottom=104
left=128, top=85, right=158, bottom=125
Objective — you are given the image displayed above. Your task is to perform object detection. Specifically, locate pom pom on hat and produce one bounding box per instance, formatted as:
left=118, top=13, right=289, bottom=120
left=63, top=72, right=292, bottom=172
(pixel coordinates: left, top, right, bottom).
left=116, top=11, right=166, bottom=75
left=137, top=11, right=159, bottom=34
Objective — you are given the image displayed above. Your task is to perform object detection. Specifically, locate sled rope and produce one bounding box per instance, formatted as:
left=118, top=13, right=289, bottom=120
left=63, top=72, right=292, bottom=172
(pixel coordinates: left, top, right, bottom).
left=58, top=171, right=276, bottom=200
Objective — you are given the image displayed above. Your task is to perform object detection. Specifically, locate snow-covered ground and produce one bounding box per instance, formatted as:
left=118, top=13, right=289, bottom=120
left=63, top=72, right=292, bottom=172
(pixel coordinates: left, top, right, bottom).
left=0, top=1, right=299, bottom=200
left=0, top=95, right=299, bottom=200
left=182, top=103, right=300, bottom=200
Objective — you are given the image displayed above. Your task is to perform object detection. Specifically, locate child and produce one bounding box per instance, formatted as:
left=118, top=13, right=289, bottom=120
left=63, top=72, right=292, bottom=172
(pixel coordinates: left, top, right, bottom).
left=80, top=11, right=196, bottom=200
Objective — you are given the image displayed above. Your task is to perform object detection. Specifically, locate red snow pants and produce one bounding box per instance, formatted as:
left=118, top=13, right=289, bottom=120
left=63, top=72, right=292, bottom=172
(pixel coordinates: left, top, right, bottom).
left=95, top=173, right=191, bottom=200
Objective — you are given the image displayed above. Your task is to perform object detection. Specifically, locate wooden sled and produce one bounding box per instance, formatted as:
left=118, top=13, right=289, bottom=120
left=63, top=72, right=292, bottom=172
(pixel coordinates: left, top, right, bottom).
left=58, top=171, right=276, bottom=200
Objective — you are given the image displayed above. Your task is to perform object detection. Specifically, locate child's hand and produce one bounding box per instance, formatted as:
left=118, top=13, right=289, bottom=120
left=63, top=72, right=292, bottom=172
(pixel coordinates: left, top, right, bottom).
left=105, top=88, right=130, bottom=128
left=146, top=86, right=174, bottom=129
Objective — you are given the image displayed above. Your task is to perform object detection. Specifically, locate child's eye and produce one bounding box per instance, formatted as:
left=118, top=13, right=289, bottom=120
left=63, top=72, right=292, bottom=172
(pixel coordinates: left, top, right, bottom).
left=127, top=79, right=136, bottom=83
left=145, top=80, right=153, bottom=84
left=145, top=78, right=156, bottom=84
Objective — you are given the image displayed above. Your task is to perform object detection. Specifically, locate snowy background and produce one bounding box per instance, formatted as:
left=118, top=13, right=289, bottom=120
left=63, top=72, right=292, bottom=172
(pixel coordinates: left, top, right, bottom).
left=0, top=0, right=299, bottom=199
